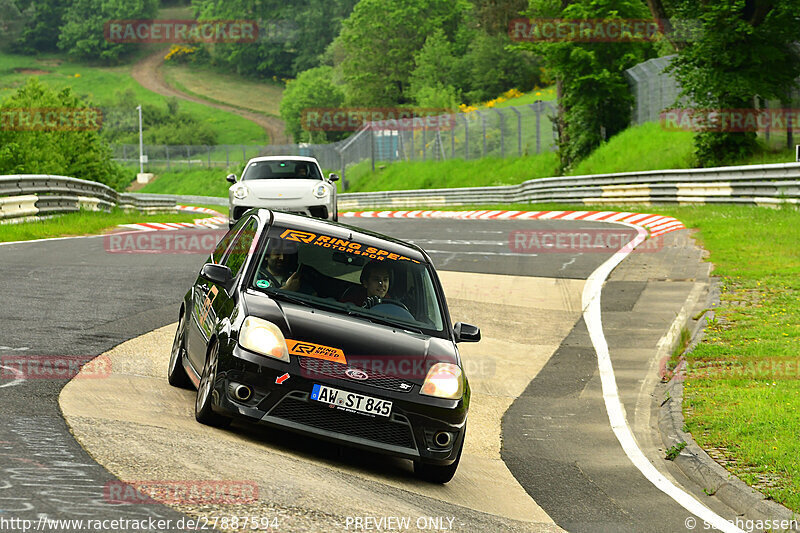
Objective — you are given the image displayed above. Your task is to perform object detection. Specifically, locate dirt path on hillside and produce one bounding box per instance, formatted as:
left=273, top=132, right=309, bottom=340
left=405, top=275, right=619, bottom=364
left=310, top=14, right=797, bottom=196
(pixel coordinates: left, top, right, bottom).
left=130, top=49, right=290, bottom=144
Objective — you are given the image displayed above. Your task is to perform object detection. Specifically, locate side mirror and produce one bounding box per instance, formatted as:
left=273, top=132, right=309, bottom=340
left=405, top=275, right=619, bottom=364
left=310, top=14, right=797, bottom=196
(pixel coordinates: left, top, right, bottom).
left=453, top=322, right=480, bottom=343
left=200, top=263, right=233, bottom=289
left=328, top=173, right=340, bottom=182
left=226, top=173, right=237, bottom=184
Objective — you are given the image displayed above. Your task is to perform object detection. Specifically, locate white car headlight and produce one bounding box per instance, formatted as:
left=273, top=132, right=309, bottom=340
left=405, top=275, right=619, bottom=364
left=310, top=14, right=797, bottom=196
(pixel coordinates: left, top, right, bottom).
left=238, top=317, right=289, bottom=362
left=420, top=363, right=464, bottom=399
left=233, top=185, right=249, bottom=200
left=312, top=183, right=328, bottom=198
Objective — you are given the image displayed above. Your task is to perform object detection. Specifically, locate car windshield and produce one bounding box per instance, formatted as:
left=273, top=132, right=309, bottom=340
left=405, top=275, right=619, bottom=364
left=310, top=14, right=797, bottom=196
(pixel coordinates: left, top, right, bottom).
left=247, top=225, right=446, bottom=336
left=242, top=160, right=321, bottom=180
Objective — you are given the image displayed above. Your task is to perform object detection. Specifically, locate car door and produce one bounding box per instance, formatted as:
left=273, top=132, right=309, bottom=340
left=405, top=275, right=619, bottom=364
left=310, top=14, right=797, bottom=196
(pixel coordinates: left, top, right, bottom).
left=187, top=216, right=260, bottom=371
left=185, top=218, right=248, bottom=371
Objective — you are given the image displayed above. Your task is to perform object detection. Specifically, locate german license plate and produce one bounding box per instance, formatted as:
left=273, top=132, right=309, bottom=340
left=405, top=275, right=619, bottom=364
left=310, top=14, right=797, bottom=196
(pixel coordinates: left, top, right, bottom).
left=310, top=384, right=392, bottom=418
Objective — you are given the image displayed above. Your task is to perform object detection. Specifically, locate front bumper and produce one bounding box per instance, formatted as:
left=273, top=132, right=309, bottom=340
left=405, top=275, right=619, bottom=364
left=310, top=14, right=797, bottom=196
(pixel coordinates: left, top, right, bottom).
left=213, top=343, right=468, bottom=465
left=229, top=198, right=334, bottom=223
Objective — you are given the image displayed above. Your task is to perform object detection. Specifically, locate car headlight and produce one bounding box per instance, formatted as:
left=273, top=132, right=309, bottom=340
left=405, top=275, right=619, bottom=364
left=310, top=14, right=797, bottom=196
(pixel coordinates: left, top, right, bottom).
left=420, top=363, right=463, bottom=399
left=312, top=183, right=328, bottom=198
left=238, top=317, right=289, bottom=362
left=233, top=186, right=249, bottom=200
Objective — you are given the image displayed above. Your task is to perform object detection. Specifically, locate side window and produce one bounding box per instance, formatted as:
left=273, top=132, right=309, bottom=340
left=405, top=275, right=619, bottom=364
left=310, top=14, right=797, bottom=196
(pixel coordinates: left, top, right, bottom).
left=212, top=222, right=244, bottom=263
left=222, top=219, right=259, bottom=278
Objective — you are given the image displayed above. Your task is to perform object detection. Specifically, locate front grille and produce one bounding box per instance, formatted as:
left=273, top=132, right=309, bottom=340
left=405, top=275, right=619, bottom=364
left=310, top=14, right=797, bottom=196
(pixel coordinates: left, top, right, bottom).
left=298, top=357, right=415, bottom=393
left=268, top=395, right=416, bottom=449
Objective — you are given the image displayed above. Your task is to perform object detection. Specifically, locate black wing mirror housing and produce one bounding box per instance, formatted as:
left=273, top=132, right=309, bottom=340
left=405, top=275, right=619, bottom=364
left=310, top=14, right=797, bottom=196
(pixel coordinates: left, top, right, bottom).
left=453, top=322, right=480, bottom=343
left=328, top=173, right=340, bottom=182
left=200, top=263, right=233, bottom=290
left=226, top=173, right=237, bottom=184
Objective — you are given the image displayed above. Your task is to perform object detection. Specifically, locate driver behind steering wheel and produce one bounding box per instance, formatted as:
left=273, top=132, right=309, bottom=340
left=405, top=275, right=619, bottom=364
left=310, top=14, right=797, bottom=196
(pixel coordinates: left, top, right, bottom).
left=361, top=260, right=391, bottom=308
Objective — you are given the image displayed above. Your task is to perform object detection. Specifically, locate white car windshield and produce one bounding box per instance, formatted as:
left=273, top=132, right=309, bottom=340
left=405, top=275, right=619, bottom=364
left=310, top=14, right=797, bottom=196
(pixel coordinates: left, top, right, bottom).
left=242, top=160, right=321, bottom=180
left=248, top=225, right=447, bottom=336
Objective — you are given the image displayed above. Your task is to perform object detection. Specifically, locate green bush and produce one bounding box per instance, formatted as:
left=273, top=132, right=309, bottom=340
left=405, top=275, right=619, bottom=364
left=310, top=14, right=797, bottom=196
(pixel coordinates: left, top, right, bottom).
left=0, top=78, right=131, bottom=190
left=101, top=90, right=218, bottom=145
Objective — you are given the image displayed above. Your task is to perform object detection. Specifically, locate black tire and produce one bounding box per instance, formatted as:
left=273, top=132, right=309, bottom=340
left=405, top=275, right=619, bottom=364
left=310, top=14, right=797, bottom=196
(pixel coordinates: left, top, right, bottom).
left=195, top=342, right=232, bottom=428
left=167, top=312, right=192, bottom=389
left=413, top=431, right=464, bottom=484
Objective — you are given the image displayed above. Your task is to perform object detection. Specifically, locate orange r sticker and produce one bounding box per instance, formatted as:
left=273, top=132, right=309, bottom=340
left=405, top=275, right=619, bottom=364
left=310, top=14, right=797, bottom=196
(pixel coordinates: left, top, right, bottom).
left=286, top=340, right=347, bottom=364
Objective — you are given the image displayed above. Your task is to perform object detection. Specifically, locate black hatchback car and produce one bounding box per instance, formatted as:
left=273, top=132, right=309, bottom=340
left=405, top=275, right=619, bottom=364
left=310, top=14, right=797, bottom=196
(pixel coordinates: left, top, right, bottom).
left=168, top=209, right=480, bottom=482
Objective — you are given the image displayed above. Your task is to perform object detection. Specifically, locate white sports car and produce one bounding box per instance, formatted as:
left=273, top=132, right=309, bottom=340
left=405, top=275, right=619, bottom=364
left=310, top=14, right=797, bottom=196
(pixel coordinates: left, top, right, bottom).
left=227, top=156, right=338, bottom=226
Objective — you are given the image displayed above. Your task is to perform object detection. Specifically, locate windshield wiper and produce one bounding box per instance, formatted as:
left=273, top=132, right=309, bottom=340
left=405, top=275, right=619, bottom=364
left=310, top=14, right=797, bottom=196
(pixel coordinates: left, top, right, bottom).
left=253, top=288, right=314, bottom=309
left=346, top=310, right=424, bottom=334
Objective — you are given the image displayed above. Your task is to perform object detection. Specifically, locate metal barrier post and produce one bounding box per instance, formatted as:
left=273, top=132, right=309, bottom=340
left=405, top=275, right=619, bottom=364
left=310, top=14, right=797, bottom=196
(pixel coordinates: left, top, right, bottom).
left=494, top=108, right=505, bottom=158
left=464, top=115, right=469, bottom=160
left=450, top=114, right=455, bottom=158
left=510, top=107, right=522, bottom=156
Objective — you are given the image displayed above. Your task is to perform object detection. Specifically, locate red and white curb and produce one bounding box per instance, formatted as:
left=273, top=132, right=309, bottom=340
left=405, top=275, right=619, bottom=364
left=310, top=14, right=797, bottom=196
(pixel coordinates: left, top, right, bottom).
left=118, top=206, right=228, bottom=232
left=341, top=210, right=685, bottom=238
left=176, top=205, right=226, bottom=217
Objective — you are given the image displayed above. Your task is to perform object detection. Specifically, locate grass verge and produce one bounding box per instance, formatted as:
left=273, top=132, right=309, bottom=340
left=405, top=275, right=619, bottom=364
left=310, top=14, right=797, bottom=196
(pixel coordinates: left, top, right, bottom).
left=138, top=168, right=233, bottom=197
left=343, top=201, right=799, bottom=511
left=0, top=209, right=204, bottom=243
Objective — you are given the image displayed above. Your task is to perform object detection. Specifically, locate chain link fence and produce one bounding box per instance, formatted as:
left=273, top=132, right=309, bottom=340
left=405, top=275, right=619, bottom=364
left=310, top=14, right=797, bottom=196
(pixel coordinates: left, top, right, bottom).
left=112, top=103, right=557, bottom=189
left=626, top=55, right=800, bottom=149
left=625, top=55, right=682, bottom=125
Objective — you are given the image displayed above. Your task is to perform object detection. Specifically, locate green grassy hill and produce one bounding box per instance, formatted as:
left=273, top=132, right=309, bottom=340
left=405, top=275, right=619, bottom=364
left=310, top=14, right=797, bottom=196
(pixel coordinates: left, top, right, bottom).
left=0, top=51, right=268, bottom=145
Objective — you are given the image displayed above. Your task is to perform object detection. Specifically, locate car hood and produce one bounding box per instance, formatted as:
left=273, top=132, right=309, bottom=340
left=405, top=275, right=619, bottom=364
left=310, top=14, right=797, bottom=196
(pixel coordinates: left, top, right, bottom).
left=242, top=291, right=458, bottom=381
left=239, top=179, right=322, bottom=200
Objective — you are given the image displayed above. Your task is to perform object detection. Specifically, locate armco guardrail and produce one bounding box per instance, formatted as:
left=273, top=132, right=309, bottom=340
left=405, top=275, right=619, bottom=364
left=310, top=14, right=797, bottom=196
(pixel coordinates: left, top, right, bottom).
left=0, top=175, right=177, bottom=221
left=336, top=162, right=800, bottom=210
left=29, top=162, right=800, bottom=219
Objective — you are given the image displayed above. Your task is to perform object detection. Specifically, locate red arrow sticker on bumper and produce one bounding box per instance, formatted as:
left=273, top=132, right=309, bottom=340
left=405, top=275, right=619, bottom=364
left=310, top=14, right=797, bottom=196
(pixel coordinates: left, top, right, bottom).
left=275, top=373, right=290, bottom=385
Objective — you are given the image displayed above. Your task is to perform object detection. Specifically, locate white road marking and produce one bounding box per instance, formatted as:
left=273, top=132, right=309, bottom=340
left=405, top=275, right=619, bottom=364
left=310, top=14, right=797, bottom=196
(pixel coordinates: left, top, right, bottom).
left=582, top=222, right=745, bottom=533
left=559, top=257, right=578, bottom=271
left=0, top=346, right=28, bottom=351
left=0, top=364, right=25, bottom=388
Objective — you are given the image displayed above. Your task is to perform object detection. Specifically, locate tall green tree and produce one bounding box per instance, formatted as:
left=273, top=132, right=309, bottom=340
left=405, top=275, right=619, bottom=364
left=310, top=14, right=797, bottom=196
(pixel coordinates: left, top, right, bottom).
left=10, top=0, right=68, bottom=54
left=192, top=0, right=357, bottom=78
left=279, top=66, right=346, bottom=143
left=647, top=0, right=800, bottom=166
left=457, top=31, right=541, bottom=103
left=58, top=0, right=158, bottom=63
left=471, top=0, right=528, bottom=34
left=333, top=0, right=471, bottom=106
left=408, top=29, right=461, bottom=107
left=521, top=0, right=655, bottom=172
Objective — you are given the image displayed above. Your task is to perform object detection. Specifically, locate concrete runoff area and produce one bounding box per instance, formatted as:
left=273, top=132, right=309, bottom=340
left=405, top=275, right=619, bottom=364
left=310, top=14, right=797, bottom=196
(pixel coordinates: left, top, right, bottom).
left=60, top=271, right=580, bottom=532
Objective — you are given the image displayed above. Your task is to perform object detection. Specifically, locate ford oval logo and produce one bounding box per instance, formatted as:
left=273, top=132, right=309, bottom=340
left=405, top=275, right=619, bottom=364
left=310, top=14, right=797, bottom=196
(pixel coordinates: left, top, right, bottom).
left=345, top=368, right=368, bottom=380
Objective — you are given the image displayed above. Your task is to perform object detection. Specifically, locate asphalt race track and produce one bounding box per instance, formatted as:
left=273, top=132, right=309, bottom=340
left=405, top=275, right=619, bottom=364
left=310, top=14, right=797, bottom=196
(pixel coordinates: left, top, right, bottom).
left=0, top=218, right=745, bottom=532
